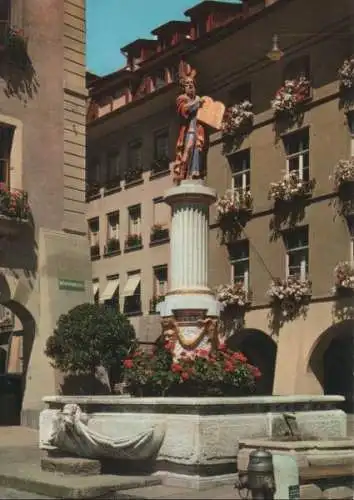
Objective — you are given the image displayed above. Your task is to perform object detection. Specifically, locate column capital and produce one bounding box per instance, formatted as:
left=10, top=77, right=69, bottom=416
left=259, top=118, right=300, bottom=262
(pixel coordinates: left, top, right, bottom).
left=164, top=180, right=216, bottom=207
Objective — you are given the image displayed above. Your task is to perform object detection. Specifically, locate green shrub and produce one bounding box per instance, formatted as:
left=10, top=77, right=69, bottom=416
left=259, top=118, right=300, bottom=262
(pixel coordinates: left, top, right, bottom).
left=45, top=303, right=136, bottom=379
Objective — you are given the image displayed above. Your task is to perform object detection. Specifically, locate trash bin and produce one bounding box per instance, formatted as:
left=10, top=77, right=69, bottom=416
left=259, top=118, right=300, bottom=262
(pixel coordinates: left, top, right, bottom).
left=0, top=374, right=22, bottom=425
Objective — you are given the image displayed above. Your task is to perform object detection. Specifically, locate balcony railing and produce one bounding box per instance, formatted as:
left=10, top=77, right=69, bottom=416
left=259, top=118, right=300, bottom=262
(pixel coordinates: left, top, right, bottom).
left=86, top=182, right=101, bottom=200
left=125, top=233, right=142, bottom=251
left=124, top=165, right=143, bottom=185
left=0, top=185, right=29, bottom=221
left=150, top=156, right=170, bottom=176
left=104, top=176, right=121, bottom=192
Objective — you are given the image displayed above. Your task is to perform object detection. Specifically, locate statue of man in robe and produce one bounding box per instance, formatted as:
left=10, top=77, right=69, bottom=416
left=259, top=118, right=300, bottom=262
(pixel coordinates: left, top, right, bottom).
left=173, top=62, right=208, bottom=183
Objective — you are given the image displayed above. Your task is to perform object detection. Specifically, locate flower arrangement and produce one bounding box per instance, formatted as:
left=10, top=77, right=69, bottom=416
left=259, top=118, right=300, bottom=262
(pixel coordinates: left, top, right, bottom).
left=216, top=188, right=253, bottom=222
left=105, top=237, right=120, bottom=254
left=215, top=282, right=252, bottom=308
left=150, top=224, right=169, bottom=242
left=332, top=159, right=354, bottom=190
left=333, top=261, right=354, bottom=293
left=267, top=276, right=312, bottom=311
left=125, top=233, right=142, bottom=249
left=0, top=184, right=29, bottom=220
left=268, top=171, right=315, bottom=203
left=222, top=100, right=254, bottom=136
left=338, top=57, right=354, bottom=90
left=149, top=294, right=165, bottom=312
left=122, top=339, right=261, bottom=397
left=271, top=77, right=311, bottom=116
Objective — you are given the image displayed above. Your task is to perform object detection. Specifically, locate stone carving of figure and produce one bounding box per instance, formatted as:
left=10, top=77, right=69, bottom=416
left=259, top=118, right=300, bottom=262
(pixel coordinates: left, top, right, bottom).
left=173, top=62, right=208, bottom=183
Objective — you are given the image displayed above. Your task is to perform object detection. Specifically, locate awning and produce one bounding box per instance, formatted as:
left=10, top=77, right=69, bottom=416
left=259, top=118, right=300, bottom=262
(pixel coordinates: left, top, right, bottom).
left=123, top=274, right=141, bottom=297
left=92, top=282, right=99, bottom=297
left=100, top=279, right=120, bottom=302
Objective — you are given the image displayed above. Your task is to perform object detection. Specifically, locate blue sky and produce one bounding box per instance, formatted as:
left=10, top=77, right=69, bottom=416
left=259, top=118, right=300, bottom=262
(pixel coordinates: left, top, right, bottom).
left=86, top=0, right=239, bottom=76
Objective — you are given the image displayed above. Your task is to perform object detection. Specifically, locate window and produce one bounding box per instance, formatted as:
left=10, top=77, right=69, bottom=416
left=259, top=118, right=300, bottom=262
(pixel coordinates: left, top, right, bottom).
left=126, top=141, right=143, bottom=183
left=100, top=275, right=120, bottom=310
left=154, top=69, right=166, bottom=90
left=88, top=218, right=99, bottom=246
left=0, top=0, right=10, bottom=41
left=284, top=129, right=309, bottom=181
left=123, top=271, right=141, bottom=314
left=105, top=151, right=121, bottom=188
left=153, top=265, right=168, bottom=297
left=230, top=150, right=250, bottom=191
left=87, top=157, right=101, bottom=185
left=284, top=227, right=309, bottom=280
left=151, top=198, right=169, bottom=242
left=230, top=240, right=249, bottom=289
left=0, top=125, right=14, bottom=187
left=105, top=211, right=120, bottom=254
left=154, top=129, right=169, bottom=161
left=128, top=204, right=141, bottom=235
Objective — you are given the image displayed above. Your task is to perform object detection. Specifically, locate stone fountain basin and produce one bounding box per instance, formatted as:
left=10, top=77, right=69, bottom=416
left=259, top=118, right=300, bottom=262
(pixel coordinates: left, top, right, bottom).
left=40, top=395, right=347, bottom=490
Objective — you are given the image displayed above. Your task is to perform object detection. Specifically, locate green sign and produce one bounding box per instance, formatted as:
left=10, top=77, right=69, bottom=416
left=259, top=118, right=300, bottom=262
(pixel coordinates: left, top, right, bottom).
left=58, top=278, right=85, bottom=292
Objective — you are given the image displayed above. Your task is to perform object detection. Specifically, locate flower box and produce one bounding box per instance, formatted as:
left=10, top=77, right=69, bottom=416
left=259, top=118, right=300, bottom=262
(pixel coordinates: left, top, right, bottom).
left=125, top=233, right=142, bottom=250
left=271, top=77, right=311, bottom=117
left=268, top=171, right=315, bottom=204
left=0, top=185, right=29, bottom=220
left=216, top=188, right=253, bottom=225
left=124, top=166, right=143, bottom=185
left=150, top=224, right=169, bottom=243
left=0, top=25, right=27, bottom=54
left=216, top=282, right=252, bottom=309
left=149, top=295, right=165, bottom=313
left=151, top=156, right=170, bottom=175
left=267, top=276, right=312, bottom=316
left=338, top=57, right=354, bottom=90
left=222, top=100, right=254, bottom=137
left=104, top=238, right=120, bottom=255
left=332, top=159, right=354, bottom=191
left=90, top=243, right=100, bottom=259
left=333, top=261, right=354, bottom=295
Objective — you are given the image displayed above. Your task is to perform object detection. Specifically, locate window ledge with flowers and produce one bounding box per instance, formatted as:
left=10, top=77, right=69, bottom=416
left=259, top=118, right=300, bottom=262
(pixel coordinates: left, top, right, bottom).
left=122, top=339, right=261, bottom=397
left=216, top=188, right=253, bottom=242
left=0, top=25, right=28, bottom=61
left=332, top=159, right=354, bottom=217
left=150, top=156, right=171, bottom=179
left=268, top=171, right=316, bottom=207
left=104, top=176, right=121, bottom=195
left=267, top=276, right=312, bottom=331
left=149, top=294, right=165, bottom=314
left=0, top=185, right=30, bottom=236
left=150, top=224, right=169, bottom=246
left=104, top=238, right=121, bottom=257
left=221, top=101, right=254, bottom=151
left=271, top=76, right=312, bottom=121
left=90, top=243, right=100, bottom=260
left=124, top=233, right=143, bottom=252
left=86, top=182, right=101, bottom=201
left=333, top=261, right=354, bottom=297
left=216, top=283, right=252, bottom=313
left=124, top=167, right=143, bottom=188
left=338, top=56, right=354, bottom=107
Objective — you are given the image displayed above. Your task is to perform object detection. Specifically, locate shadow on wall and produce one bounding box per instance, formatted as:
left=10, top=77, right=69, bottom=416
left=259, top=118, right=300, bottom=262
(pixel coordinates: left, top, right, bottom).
left=226, top=328, right=277, bottom=396
left=309, top=319, right=354, bottom=413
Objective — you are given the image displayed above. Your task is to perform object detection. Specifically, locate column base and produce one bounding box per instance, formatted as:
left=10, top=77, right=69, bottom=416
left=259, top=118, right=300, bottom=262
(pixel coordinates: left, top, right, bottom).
left=157, top=293, right=221, bottom=317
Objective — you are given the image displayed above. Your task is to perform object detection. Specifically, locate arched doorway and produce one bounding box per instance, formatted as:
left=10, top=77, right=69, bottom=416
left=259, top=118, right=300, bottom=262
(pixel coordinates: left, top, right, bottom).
left=226, top=328, right=277, bottom=395
left=309, top=320, right=354, bottom=413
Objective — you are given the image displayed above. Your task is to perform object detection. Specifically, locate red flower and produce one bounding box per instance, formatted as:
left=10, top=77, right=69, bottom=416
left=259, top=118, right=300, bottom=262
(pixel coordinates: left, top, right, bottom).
left=123, top=359, right=133, bottom=369
left=171, top=363, right=183, bottom=373
left=252, top=366, right=262, bottom=379
left=181, top=372, right=189, bottom=381
left=133, top=351, right=141, bottom=357
left=164, top=341, right=174, bottom=351
left=219, top=342, right=226, bottom=351
left=232, top=352, right=247, bottom=363
left=224, top=361, right=234, bottom=372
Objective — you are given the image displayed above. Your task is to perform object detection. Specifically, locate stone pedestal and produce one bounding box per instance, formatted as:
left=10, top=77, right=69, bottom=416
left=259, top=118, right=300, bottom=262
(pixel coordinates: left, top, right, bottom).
left=157, top=180, right=221, bottom=356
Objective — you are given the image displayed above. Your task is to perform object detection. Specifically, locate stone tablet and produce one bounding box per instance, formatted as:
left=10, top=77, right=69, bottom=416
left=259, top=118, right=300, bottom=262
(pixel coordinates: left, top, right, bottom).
left=197, top=96, right=225, bottom=130
left=273, top=454, right=300, bottom=500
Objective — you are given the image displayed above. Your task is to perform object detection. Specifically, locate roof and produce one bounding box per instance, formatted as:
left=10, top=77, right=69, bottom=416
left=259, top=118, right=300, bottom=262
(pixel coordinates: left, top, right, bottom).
left=121, top=38, right=159, bottom=54
left=151, top=20, right=192, bottom=36
left=184, top=0, right=242, bottom=16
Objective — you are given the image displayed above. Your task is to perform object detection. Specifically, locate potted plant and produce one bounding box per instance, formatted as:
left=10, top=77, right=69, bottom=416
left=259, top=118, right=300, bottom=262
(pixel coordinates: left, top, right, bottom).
left=216, top=188, right=253, bottom=224
left=150, top=224, right=169, bottom=242
left=332, top=159, right=354, bottom=191
left=268, top=171, right=316, bottom=204
left=105, top=237, right=120, bottom=255
left=271, top=76, right=311, bottom=118
left=125, top=233, right=142, bottom=249
left=122, top=339, right=261, bottom=397
left=149, top=294, right=165, bottom=313
left=267, top=276, right=312, bottom=318
left=222, top=100, right=254, bottom=137
left=125, top=165, right=143, bottom=184
left=0, top=184, right=30, bottom=220
left=215, top=282, right=252, bottom=310
left=333, top=261, right=354, bottom=295
left=45, top=303, right=136, bottom=394
left=338, top=56, right=354, bottom=90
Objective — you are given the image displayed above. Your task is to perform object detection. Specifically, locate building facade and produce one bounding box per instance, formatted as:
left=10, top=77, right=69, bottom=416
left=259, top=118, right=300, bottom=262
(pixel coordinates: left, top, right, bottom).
left=87, top=0, right=353, bottom=408
left=0, top=0, right=91, bottom=428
